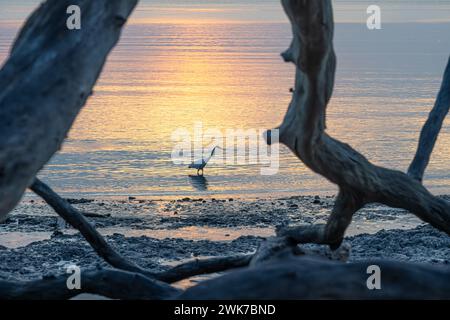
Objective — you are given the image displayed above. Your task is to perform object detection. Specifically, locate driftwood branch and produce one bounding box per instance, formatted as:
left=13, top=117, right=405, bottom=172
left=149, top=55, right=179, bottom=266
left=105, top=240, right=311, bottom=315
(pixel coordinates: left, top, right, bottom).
left=270, top=0, right=450, bottom=248
left=408, top=57, right=450, bottom=182
left=0, top=269, right=180, bottom=300
left=30, top=178, right=153, bottom=277
left=179, top=256, right=450, bottom=300
left=0, top=0, right=138, bottom=220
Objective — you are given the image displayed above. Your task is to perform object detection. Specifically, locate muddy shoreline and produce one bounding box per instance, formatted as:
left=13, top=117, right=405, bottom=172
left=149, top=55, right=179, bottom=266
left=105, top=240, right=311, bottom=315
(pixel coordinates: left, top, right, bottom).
left=0, top=195, right=449, bottom=286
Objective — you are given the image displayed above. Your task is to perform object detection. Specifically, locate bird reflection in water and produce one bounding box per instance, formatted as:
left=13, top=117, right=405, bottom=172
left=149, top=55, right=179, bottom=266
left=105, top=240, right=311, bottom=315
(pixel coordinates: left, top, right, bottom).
left=189, top=175, right=209, bottom=191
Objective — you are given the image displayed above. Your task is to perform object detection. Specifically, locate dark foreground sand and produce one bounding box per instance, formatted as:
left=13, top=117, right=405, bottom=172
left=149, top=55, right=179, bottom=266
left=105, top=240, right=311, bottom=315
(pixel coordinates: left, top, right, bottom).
left=0, top=195, right=449, bottom=290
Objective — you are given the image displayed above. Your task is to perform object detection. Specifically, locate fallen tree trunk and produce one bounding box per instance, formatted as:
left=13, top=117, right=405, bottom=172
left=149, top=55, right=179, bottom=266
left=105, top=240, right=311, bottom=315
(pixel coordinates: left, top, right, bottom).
left=0, top=0, right=138, bottom=221
left=179, top=256, right=450, bottom=300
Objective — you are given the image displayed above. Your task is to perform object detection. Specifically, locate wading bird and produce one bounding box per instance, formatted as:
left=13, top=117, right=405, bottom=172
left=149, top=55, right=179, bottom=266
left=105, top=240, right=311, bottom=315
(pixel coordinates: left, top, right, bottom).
left=188, top=146, right=221, bottom=176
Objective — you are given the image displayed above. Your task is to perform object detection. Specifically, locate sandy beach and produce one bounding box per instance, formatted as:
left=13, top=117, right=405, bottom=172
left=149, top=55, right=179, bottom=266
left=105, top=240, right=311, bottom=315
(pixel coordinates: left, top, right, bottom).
left=1, top=195, right=449, bottom=290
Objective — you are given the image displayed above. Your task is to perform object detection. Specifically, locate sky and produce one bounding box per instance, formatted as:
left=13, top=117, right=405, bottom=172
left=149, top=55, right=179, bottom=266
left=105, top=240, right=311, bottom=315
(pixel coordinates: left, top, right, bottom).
left=1, top=0, right=450, bottom=25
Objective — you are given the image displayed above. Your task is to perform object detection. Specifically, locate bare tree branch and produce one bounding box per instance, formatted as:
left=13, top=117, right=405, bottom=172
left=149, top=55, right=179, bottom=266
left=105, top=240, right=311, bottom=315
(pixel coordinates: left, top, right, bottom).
left=408, top=57, right=450, bottom=182
left=0, top=269, right=180, bottom=300
left=270, top=0, right=450, bottom=247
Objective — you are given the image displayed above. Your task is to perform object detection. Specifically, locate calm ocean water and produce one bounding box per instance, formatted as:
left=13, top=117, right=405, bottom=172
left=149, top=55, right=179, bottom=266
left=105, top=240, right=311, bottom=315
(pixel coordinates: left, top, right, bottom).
left=1, top=21, right=449, bottom=198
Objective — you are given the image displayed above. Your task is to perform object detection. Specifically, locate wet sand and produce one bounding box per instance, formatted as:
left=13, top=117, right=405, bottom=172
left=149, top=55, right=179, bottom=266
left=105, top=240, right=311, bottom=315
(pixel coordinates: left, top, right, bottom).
left=0, top=195, right=449, bottom=290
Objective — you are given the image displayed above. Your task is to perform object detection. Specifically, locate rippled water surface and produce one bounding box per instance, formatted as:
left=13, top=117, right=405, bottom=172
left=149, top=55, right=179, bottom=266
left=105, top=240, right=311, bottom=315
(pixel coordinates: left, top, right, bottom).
left=1, top=19, right=449, bottom=198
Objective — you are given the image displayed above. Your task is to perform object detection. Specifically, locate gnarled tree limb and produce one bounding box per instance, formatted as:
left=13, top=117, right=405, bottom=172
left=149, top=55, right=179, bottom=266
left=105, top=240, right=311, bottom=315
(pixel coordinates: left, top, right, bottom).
left=0, top=0, right=138, bottom=220
left=272, top=0, right=450, bottom=247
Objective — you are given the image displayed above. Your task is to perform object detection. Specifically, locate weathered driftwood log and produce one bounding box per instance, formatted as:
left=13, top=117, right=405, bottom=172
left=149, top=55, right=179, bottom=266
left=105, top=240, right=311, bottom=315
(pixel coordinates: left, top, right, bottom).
left=271, top=0, right=450, bottom=248
left=408, top=57, right=450, bottom=182
left=0, top=269, right=180, bottom=300
left=0, top=0, right=138, bottom=221
left=179, top=256, right=450, bottom=300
